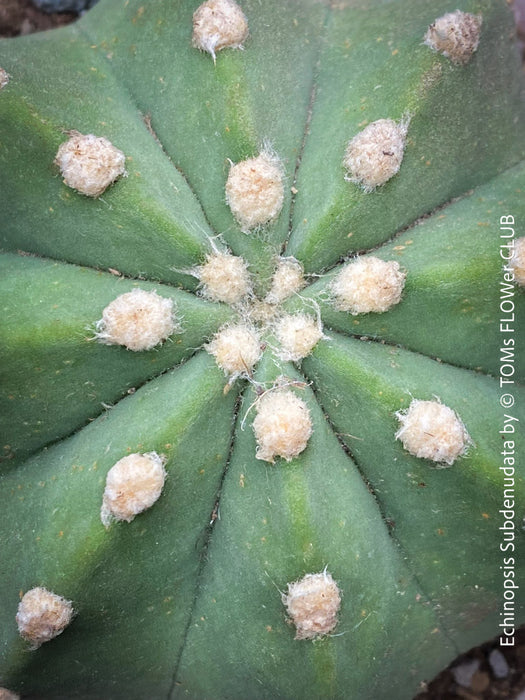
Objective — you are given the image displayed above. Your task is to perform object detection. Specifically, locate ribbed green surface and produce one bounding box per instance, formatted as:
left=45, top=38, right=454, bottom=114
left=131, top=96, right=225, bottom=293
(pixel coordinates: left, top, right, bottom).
left=0, top=0, right=524, bottom=697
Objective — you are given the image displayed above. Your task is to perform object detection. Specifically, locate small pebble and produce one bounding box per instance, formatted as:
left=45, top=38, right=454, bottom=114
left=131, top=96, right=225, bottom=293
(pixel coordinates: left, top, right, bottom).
left=470, top=670, right=490, bottom=693
left=451, top=659, right=480, bottom=688
left=488, top=648, right=509, bottom=678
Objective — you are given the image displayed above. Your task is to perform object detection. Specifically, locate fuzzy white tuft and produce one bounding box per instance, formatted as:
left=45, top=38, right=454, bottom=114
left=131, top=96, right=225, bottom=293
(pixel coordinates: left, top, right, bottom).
left=343, top=118, right=408, bottom=192
left=396, top=399, right=471, bottom=465
left=95, top=289, right=176, bottom=352
left=54, top=132, right=126, bottom=197
left=283, top=571, right=341, bottom=640
left=16, top=587, right=73, bottom=649
left=331, top=256, right=405, bottom=314
left=0, top=68, right=9, bottom=90
left=274, top=313, right=323, bottom=362
left=206, top=323, right=261, bottom=376
left=197, top=252, right=252, bottom=304
left=101, top=452, right=167, bottom=527
left=252, top=389, right=312, bottom=462
left=424, top=11, right=482, bottom=65
left=192, top=0, right=248, bottom=61
left=509, top=236, right=525, bottom=287
left=265, top=258, right=306, bottom=304
left=225, top=151, right=284, bottom=232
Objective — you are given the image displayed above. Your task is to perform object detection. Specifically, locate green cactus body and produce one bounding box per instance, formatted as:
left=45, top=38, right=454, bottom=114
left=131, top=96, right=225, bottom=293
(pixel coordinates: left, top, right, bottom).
left=0, top=0, right=524, bottom=698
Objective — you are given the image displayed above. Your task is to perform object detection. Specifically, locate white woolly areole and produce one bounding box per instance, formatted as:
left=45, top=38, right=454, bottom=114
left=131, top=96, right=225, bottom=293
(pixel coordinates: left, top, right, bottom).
left=424, top=11, right=482, bottom=65
left=16, top=587, right=73, bottom=649
left=274, top=313, right=323, bottom=362
left=0, top=68, right=9, bottom=90
left=192, top=0, right=248, bottom=60
left=253, top=390, right=312, bottom=462
left=225, top=152, right=284, bottom=232
left=206, top=324, right=261, bottom=376
left=0, top=688, right=19, bottom=700
left=395, top=399, right=471, bottom=465
left=96, top=289, right=176, bottom=352
left=283, top=571, right=341, bottom=640
left=197, top=252, right=252, bottom=304
left=101, top=452, right=167, bottom=527
left=509, top=237, right=525, bottom=287
left=331, top=256, right=405, bottom=314
left=265, top=258, right=306, bottom=304
left=343, top=118, right=408, bottom=192
left=54, top=133, right=126, bottom=197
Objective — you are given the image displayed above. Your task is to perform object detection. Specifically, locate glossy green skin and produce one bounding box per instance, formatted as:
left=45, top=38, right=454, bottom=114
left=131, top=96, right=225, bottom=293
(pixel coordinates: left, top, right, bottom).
left=0, top=0, right=524, bottom=698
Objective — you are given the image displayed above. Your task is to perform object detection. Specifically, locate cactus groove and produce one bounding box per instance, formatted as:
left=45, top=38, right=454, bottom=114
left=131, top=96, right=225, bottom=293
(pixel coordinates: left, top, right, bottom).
left=0, top=0, right=524, bottom=699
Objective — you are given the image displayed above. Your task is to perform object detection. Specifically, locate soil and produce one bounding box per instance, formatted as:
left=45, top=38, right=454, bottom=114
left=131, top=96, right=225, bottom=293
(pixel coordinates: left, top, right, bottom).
left=0, top=1, right=524, bottom=699
left=0, top=0, right=75, bottom=37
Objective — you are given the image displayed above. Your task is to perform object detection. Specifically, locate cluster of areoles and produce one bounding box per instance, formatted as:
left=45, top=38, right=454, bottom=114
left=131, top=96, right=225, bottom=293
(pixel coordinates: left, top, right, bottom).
left=21, top=3, right=486, bottom=651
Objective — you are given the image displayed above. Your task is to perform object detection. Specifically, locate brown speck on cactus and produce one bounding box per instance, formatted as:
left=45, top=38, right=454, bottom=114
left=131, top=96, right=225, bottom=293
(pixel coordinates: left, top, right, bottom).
left=196, top=251, right=252, bottom=304
left=274, top=313, right=323, bottom=362
left=225, top=151, right=284, bottom=232
left=0, top=68, right=9, bottom=89
left=54, top=132, right=126, bottom=197
left=100, top=452, right=167, bottom=527
left=343, top=118, right=409, bottom=192
left=395, top=399, right=471, bottom=466
left=424, top=10, right=482, bottom=65
left=95, top=289, right=177, bottom=351
left=252, top=389, right=312, bottom=462
left=192, top=0, right=249, bottom=62
left=331, top=256, right=406, bottom=314
left=509, top=236, right=525, bottom=286
left=16, top=587, right=73, bottom=649
left=206, top=323, right=261, bottom=377
left=265, top=258, right=306, bottom=305
left=282, top=570, right=341, bottom=640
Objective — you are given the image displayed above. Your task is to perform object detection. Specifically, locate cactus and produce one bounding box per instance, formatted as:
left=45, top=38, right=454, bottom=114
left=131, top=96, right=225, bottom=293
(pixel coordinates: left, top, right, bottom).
left=0, top=0, right=524, bottom=698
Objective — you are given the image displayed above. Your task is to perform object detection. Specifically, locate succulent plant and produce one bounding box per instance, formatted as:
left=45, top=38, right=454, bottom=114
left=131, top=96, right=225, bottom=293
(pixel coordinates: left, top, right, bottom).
left=0, top=0, right=524, bottom=698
